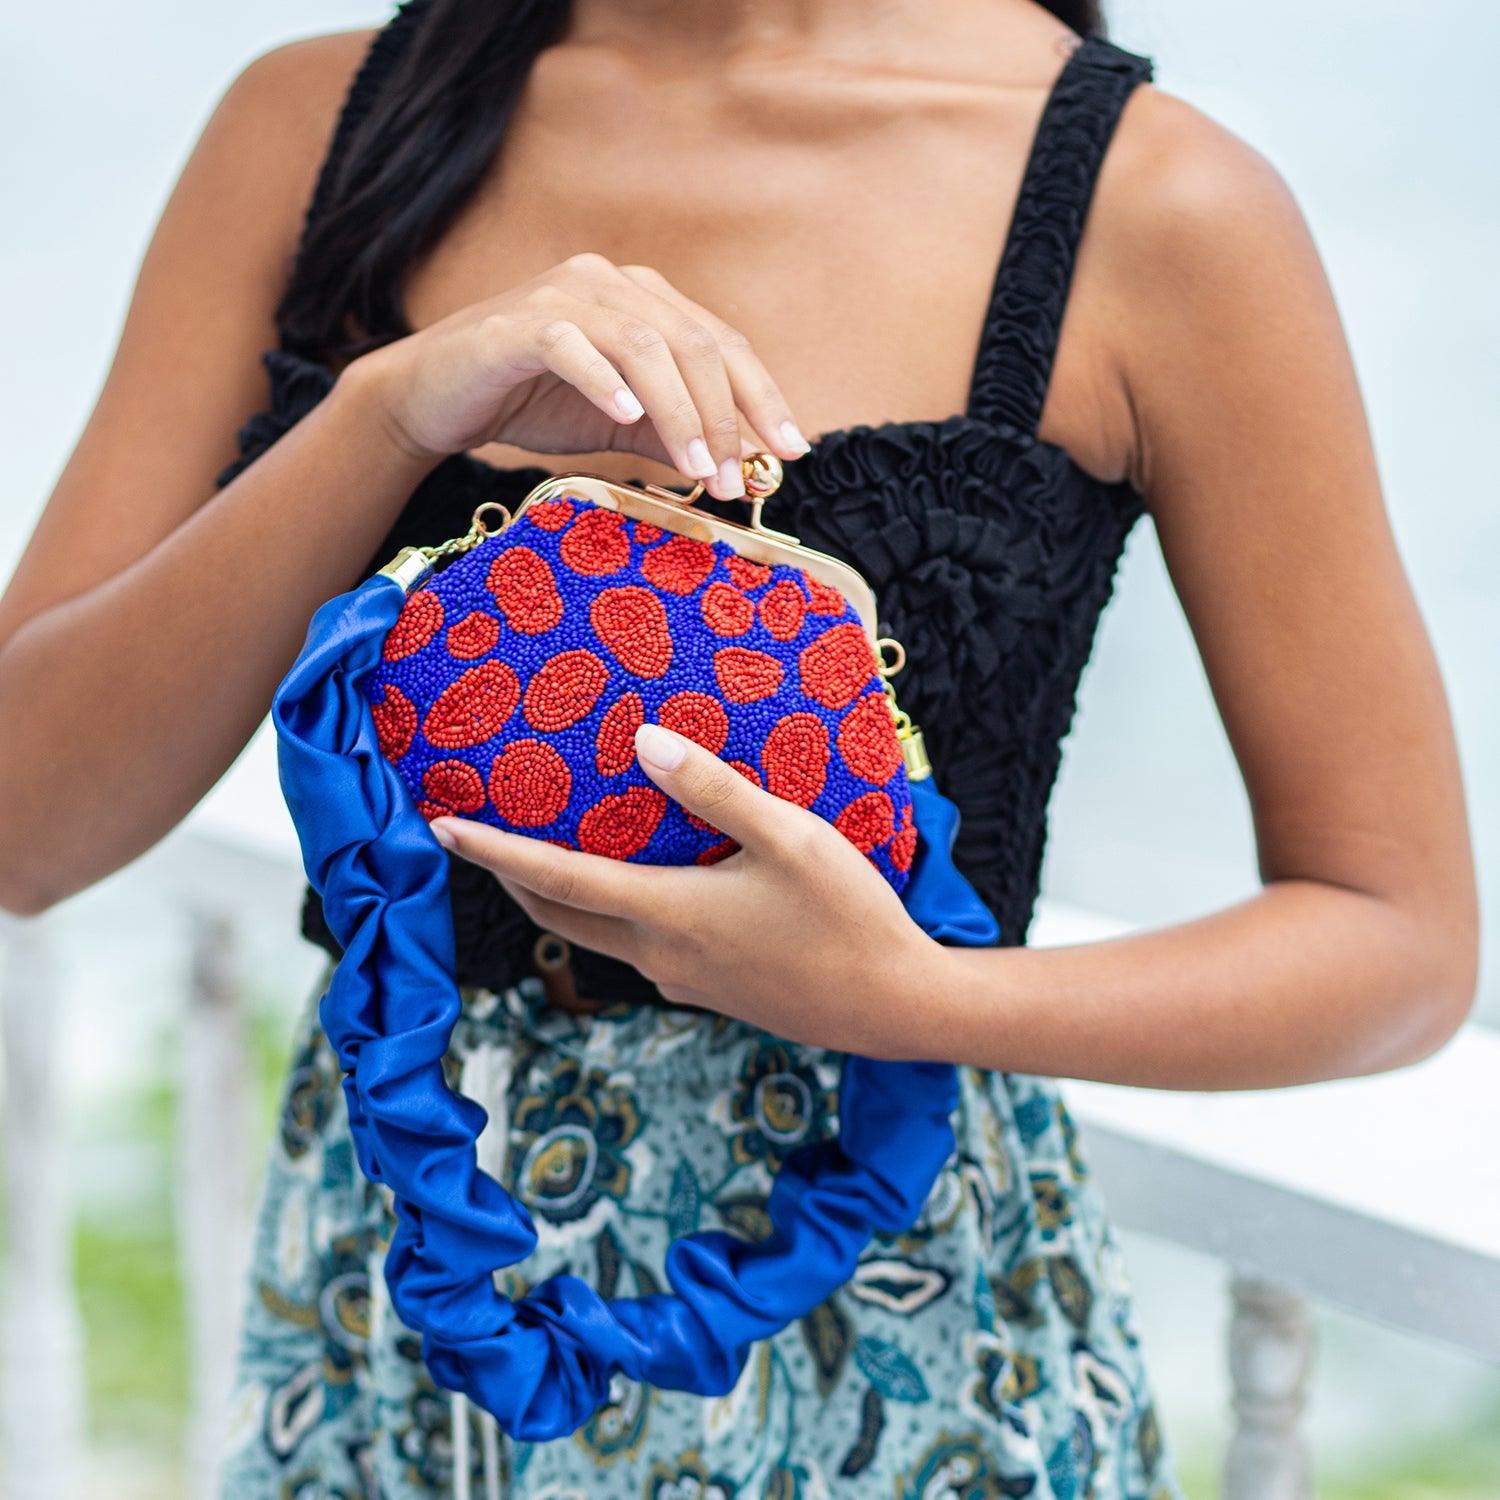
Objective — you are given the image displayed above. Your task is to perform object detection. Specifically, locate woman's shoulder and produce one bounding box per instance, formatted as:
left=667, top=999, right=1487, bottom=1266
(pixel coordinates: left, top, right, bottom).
left=221, top=28, right=378, bottom=138
left=187, top=30, right=379, bottom=265
left=1042, top=70, right=1325, bottom=490
left=1090, top=80, right=1312, bottom=307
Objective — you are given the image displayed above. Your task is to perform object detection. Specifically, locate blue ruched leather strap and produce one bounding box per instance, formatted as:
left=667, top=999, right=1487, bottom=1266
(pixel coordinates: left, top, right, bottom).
left=272, top=574, right=996, bottom=1441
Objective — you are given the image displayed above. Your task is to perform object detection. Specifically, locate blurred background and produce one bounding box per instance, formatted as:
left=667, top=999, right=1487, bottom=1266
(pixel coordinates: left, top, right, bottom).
left=1, top=1, right=1497, bottom=1496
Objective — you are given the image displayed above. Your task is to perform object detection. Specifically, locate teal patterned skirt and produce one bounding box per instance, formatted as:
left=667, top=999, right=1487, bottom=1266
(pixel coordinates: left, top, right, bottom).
left=222, top=969, right=1178, bottom=1499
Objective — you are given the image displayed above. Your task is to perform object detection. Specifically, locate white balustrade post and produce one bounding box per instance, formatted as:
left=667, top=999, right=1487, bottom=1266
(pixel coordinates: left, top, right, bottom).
left=1, top=911, right=87, bottom=1500
left=1224, top=1273, right=1314, bottom=1500
left=177, top=909, right=254, bottom=1500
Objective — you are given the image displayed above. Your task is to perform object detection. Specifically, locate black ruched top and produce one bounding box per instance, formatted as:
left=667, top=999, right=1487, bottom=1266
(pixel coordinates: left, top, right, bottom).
left=220, top=11, right=1155, bottom=1004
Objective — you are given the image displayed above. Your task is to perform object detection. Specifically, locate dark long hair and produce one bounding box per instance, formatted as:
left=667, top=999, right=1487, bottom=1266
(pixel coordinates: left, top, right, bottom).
left=278, top=0, right=1106, bottom=362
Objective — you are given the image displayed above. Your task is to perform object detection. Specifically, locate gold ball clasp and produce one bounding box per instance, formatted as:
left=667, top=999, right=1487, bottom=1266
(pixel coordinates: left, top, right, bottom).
left=743, top=452, right=784, bottom=498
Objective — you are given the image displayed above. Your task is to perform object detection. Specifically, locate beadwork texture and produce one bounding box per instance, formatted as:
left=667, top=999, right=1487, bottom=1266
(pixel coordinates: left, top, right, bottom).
left=364, top=496, right=914, bottom=891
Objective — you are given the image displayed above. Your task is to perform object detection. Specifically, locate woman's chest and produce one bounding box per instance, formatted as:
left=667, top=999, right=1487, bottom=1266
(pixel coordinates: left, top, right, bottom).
left=398, top=49, right=1051, bottom=463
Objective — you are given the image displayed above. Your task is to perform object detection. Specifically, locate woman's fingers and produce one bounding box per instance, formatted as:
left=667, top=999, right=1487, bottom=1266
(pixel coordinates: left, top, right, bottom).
left=570, top=302, right=724, bottom=489
left=541, top=254, right=809, bottom=494
left=429, top=816, right=664, bottom=918
left=493, top=880, right=641, bottom=964
left=505, top=315, right=646, bottom=428
left=632, top=724, right=797, bottom=849
left=618, top=264, right=810, bottom=463
left=585, top=275, right=747, bottom=496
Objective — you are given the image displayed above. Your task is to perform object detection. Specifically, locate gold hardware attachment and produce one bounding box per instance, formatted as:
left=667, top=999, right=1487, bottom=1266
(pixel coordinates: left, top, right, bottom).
left=533, top=931, right=573, bottom=974
left=471, top=501, right=512, bottom=536
left=377, top=545, right=437, bottom=593
left=897, top=723, right=933, bottom=782
left=873, top=633, right=931, bottom=781
left=682, top=452, right=799, bottom=544
left=744, top=451, right=783, bottom=497
left=376, top=502, right=513, bottom=594
left=876, top=638, right=907, bottom=679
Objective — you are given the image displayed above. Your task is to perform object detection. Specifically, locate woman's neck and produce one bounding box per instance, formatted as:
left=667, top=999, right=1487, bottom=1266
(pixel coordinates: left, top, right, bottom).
left=569, top=0, right=1045, bottom=62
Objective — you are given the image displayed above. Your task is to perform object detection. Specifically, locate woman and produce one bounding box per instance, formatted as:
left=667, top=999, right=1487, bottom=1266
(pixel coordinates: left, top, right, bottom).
left=0, top=0, right=1478, bottom=1494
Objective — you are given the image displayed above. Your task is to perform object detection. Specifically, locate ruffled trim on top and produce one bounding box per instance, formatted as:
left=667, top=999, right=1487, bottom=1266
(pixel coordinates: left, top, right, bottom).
left=968, top=33, right=1154, bottom=433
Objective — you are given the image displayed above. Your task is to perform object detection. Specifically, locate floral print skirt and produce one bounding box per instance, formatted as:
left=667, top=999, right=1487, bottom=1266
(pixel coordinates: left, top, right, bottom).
left=221, top=970, right=1178, bottom=1500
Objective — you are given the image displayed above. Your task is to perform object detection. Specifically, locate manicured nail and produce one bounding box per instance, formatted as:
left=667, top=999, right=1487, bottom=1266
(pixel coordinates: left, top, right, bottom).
left=778, top=419, right=810, bottom=456
left=715, top=457, right=745, bottom=499
left=636, top=723, right=687, bottom=772
left=685, top=438, right=717, bottom=478
left=431, top=818, right=459, bottom=851
left=614, top=386, right=644, bottom=421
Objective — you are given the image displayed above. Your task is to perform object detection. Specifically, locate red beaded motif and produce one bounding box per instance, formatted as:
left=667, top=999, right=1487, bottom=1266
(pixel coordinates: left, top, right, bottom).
left=523, top=650, right=609, bottom=732
left=591, top=587, right=674, bottom=678
left=526, top=498, right=575, bottom=532
left=643, top=536, right=716, bottom=596
left=488, top=740, right=572, bottom=827
left=701, top=582, right=754, bottom=637
left=837, top=693, right=905, bottom=783
left=422, top=759, right=487, bottom=815
left=890, top=802, right=917, bottom=873
left=834, top=790, right=896, bottom=853
left=487, top=547, right=564, bottom=634
left=758, top=578, right=807, bottom=642
left=799, top=622, right=873, bottom=710
left=713, top=647, right=784, bottom=704
left=725, top=556, right=771, bottom=593
left=658, top=692, right=730, bottom=755
left=595, top=693, right=645, bottom=776
left=445, top=610, right=501, bottom=661
left=423, top=661, right=521, bottom=749
left=559, top=508, right=630, bottom=576
left=371, top=683, right=418, bottom=760
left=578, top=786, right=667, bottom=858
left=763, top=713, right=830, bottom=808
left=384, top=590, right=443, bottom=662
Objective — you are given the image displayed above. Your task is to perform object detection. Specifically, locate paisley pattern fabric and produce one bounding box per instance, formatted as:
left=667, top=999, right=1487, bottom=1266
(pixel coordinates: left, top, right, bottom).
left=222, top=975, right=1178, bottom=1499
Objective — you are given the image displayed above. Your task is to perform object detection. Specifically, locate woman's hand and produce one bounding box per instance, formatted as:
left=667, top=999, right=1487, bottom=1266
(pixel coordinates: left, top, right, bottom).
left=429, top=724, right=948, bottom=1058
left=351, top=253, right=811, bottom=500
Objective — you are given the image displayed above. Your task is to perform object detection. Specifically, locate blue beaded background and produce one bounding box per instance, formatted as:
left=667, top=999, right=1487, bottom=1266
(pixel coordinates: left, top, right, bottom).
left=365, top=495, right=912, bottom=892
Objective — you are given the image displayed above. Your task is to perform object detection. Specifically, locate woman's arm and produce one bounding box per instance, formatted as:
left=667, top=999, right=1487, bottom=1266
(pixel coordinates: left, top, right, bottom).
left=437, top=92, right=1479, bottom=1089
left=0, top=37, right=806, bottom=914
left=0, top=34, right=431, bottom=912
left=923, top=94, right=1481, bottom=1086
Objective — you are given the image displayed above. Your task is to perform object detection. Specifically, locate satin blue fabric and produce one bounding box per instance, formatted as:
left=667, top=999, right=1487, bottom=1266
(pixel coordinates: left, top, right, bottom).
left=272, top=574, right=999, bottom=1441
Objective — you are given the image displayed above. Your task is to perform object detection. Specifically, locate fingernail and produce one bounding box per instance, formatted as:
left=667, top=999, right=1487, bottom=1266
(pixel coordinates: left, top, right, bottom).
left=614, top=386, right=644, bottom=421
left=715, top=457, right=745, bottom=499
left=685, top=438, right=717, bottom=478
left=636, top=723, right=687, bottom=772
left=778, top=419, right=810, bottom=456
left=430, top=818, right=459, bottom=851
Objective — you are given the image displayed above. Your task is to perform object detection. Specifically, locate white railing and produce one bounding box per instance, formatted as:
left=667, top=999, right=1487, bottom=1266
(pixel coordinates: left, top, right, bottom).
left=2, top=731, right=1497, bottom=1498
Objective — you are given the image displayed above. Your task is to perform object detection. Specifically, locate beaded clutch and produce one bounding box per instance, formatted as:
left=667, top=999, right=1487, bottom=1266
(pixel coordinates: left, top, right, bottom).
left=271, top=452, right=996, bottom=1441
left=365, top=453, right=930, bottom=886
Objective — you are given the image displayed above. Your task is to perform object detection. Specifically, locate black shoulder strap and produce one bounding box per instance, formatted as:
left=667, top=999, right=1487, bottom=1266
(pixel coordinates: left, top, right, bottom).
left=277, top=0, right=433, bottom=350
left=967, top=33, right=1154, bottom=432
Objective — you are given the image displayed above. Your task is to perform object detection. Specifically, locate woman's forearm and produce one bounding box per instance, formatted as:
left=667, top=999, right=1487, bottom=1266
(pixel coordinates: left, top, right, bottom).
left=899, top=877, right=1474, bottom=1089
left=0, top=363, right=435, bottom=911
